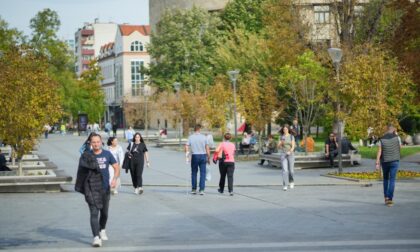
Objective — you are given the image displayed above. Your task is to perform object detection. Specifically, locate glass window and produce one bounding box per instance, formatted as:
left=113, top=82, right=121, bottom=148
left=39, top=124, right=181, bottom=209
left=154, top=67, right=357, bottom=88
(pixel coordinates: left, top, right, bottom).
left=314, top=5, right=330, bottom=24
left=130, top=41, right=144, bottom=52
left=131, top=61, right=144, bottom=96
left=115, top=65, right=123, bottom=98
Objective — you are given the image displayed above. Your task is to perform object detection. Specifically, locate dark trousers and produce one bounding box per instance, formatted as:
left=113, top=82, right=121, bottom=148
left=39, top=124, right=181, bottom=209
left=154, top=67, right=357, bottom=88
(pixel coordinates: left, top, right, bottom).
left=88, top=190, right=110, bottom=237
left=219, top=162, right=235, bottom=193
left=130, top=158, right=144, bottom=188
left=260, top=151, right=272, bottom=165
left=327, top=150, right=338, bottom=167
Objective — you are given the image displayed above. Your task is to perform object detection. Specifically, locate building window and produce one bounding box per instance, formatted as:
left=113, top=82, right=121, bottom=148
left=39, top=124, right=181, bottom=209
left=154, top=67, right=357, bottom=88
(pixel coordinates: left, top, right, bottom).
left=115, top=65, right=123, bottom=98
left=314, top=5, right=330, bottom=24
left=131, top=60, right=144, bottom=96
left=130, top=41, right=144, bottom=52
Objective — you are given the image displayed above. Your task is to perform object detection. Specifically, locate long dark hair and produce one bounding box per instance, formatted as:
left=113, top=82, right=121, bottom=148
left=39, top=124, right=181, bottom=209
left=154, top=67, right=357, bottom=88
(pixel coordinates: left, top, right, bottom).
left=280, top=124, right=290, bottom=135
left=132, top=132, right=144, bottom=143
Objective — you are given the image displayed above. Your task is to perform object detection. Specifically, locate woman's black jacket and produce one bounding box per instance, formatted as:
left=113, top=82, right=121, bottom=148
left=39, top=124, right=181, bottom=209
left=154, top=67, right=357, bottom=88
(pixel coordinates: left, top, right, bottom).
left=75, top=151, right=105, bottom=209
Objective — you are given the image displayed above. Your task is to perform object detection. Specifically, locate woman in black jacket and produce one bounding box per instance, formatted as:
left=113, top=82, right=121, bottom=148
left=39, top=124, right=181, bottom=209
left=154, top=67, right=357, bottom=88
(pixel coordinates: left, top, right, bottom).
left=127, top=132, right=149, bottom=195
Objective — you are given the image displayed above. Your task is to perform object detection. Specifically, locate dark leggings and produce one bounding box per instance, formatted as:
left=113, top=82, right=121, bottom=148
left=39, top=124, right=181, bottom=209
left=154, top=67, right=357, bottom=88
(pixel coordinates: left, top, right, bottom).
left=219, top=162, right=235, bottom=193
left=88, top=191, right=110, bottom=237
left=130, top=158, right=144, bottom=188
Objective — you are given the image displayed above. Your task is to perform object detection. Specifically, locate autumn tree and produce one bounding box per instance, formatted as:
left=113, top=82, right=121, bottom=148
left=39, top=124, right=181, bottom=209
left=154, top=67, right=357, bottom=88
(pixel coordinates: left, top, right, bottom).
left=339, top=45, right=414, bottom=139
left=0, top=47, right=62, bottom=173
left=0, top=17, right=26, bottom=51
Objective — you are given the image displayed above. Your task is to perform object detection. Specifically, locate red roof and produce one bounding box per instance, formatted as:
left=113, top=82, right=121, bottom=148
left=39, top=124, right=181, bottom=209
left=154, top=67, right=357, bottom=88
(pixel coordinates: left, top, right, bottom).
left=119, top=25, right=150, bottom=36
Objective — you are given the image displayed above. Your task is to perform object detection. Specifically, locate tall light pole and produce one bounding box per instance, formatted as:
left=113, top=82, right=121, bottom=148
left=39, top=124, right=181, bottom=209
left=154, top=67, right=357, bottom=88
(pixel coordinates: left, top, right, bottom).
left=228, top=70, right=240, bottom=153
left=328, top=47, right=343, bottom=174
left=173, top=82, right=182, bottom=149
left=143, top=84, right=151, bottom=143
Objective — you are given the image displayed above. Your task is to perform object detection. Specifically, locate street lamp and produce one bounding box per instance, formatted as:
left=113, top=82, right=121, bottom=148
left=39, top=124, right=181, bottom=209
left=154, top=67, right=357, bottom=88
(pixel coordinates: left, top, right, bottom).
left=173, top=82, right=182, bottom=149
left=143, top=84, right=151, bottom=143
left=328, top=47, right=343, bottom=174
left=227, top=70, right=240, bottom=153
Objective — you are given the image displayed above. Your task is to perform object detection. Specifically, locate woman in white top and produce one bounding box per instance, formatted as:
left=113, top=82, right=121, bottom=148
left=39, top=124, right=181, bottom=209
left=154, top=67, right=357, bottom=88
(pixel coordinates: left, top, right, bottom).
left=107, top=137, right=124, bottom=195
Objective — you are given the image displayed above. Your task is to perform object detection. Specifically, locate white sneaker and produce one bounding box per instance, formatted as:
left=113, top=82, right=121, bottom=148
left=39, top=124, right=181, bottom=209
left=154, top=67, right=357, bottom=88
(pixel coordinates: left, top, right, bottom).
left=138, top=187, right=144, bottom=194
left=100, top=229, right=108, bottom=241
left=283, top=186, right=288, bottom=191
left=290, top=182, right=295, bottom=189
left=134, top=188, right=139, bottom=194
left=92, top=236, right=102, bottom=247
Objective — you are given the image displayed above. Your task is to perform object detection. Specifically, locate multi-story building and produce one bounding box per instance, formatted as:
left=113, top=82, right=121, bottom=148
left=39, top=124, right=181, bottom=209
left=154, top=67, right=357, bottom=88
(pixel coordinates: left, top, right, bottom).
left=98, top=24, right=156, bottom=129
left=74, top=19, right=118, bottom=76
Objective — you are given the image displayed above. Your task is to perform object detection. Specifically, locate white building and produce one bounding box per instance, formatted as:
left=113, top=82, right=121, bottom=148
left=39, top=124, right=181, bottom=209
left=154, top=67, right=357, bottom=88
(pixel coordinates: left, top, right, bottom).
left=99, top=24, right=159, bottom=129
left=74, top=20, right=118, bottom=76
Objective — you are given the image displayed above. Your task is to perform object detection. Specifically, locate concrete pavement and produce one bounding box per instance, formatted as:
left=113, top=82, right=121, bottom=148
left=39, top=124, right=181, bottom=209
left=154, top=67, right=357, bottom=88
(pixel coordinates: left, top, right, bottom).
left=1, top=133, right=419, bottom=251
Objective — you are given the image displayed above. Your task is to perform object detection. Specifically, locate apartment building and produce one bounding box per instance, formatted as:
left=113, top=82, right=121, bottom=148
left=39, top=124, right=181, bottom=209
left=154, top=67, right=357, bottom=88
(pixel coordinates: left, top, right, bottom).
left=98, top=24, right=158, bottom=129
left=74, top=20, right=118, bottom=76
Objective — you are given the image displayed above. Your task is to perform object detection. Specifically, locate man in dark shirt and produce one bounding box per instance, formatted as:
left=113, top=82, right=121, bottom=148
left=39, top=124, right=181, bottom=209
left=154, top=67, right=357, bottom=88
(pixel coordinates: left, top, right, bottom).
left=325, top=133, right=338, bottom=168
left=0, top=149, right=11, bottom=171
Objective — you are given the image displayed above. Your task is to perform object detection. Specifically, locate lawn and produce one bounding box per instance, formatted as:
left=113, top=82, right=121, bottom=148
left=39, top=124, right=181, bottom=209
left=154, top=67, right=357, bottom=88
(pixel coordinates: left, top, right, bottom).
left=358, top=146, right=420, bottom=159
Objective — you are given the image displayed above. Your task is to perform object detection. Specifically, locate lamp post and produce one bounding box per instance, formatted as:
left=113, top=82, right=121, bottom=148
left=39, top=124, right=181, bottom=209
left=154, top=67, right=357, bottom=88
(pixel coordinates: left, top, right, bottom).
left=143, top=84, right=151, bottom=143
left=328, top=47, right=343, bottom=174
left=173, top=82, right=182, bottom=149
left=227, top=70, right=240, bottom=153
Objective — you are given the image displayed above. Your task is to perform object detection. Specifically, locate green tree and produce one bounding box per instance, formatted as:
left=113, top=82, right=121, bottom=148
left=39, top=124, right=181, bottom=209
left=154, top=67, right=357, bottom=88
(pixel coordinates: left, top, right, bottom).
left=77, top=60, right=105, bottom=123
left=147, top=7, right=221, bottom=91
left=220, top=0, right=267, bottom=33
left=280, top=51, right=329, bottom=140
left=0, top=17, right=26, bottom=51
left=0, top=47, right=62, bottom=172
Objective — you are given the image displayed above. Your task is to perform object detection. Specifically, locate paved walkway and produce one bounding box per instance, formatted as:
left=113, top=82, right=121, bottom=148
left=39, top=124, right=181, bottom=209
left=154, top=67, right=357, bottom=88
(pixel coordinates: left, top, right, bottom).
left=1, top=134, right=419, bottom=251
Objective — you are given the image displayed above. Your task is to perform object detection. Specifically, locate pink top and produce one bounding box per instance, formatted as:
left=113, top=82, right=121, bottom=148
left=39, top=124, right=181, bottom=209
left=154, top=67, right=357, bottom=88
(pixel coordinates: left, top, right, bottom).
left=219, top=141, right=236, bottom=162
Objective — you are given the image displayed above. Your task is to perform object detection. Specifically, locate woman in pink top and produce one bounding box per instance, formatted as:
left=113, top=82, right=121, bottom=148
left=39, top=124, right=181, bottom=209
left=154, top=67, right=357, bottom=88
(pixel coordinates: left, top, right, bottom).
left=216, top=133, right=236, bottom=196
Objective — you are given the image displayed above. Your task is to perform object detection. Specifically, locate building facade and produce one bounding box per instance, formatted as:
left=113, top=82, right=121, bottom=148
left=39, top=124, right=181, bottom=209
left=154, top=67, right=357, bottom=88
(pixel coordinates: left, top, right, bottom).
left=74, top=20, right=118, bottom=76
left=98, top=25, right=161, bottom=130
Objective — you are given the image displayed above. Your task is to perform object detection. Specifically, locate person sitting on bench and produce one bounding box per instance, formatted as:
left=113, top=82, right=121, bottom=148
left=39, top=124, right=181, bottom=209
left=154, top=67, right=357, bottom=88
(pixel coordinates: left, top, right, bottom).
left=239, top=132, right=251, bottom=154
left=259, top=135, right=277, bottom=165
left=0, top=149, right=11, bottom=171
left=325, top=133, right=338, bottom=168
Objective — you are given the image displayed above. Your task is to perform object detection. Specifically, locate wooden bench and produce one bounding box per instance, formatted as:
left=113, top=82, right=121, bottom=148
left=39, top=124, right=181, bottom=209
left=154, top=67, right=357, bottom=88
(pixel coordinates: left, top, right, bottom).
left=259, top=152, right=361, bottom=169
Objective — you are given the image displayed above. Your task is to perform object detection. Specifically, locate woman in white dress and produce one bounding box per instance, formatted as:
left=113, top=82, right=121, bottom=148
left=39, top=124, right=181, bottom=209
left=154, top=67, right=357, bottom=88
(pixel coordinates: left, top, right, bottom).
left=107, top=137, right=124, bottom=194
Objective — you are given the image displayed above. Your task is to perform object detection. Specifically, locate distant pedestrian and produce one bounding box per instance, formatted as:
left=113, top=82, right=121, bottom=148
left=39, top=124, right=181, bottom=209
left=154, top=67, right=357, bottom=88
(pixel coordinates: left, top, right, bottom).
left=60, top=123, right=66, bottom=135
left=127, top=132, right=149, bottom=195
left=125, top=126, right=135, bottom=144
left=376, top=124, right=401, bottom=207
left=105, top=122, right=112, bottom=137
left=0, top=149, right=11, bottom=171
left=259, top=134, right=277, bottom=166
left=112, top=122, right=118, bottom=137
left=185, top=124, right=210, bottom=195
left=93, top=123, right=100, bottom=133
left=278, top=124, right=296, bottom=191
left=290, top=118, right=301, bottom=151
left=107, top=137, right=124, bottom=195
left=75, top=133, right=120, bottom=247
left=43, top=124, right=51, bottom=139
left=325, top=133, right=338, bottom=167
left=216, top=133, right=236, bottom=196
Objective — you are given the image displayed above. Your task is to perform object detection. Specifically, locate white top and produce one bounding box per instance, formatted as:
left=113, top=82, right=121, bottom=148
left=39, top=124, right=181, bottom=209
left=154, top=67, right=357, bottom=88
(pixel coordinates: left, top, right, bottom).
left=108, top=145, right=124, bottom=166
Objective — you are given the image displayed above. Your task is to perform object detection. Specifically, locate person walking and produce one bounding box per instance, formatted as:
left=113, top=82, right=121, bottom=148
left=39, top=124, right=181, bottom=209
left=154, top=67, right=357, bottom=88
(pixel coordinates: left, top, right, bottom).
left=105, top=122, right=112, bottom=137
left=112, top=121, right=118, bottom=137
left=375, top=124, right=401, bottom=207
left=127, top=132, right=149, bottom=195
left=185, top=124, right=210, bottom=195
left=278, top=124, right=296, bottom=191
left=216, top=133, right=236, bottom=196
left=107, top=137, right=124, bottom=195
left=43, top=124, right=51, bottom=139
left=125, top=126, right=135, bottom=144
left=325, top=133, right=338, bottom=167
left=75, top=133, right=120, bottom=247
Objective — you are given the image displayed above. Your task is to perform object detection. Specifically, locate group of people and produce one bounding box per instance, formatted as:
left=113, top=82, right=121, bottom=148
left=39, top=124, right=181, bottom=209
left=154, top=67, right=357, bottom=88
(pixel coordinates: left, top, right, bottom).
left=74, top=120, right=403, bottom=248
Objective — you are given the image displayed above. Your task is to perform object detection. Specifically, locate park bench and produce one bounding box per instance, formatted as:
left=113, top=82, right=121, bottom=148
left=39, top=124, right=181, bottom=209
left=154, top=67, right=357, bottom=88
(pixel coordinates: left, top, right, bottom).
left=156, top=138, right=187, bottom=148
left=259, top=152, right=361, bottom=169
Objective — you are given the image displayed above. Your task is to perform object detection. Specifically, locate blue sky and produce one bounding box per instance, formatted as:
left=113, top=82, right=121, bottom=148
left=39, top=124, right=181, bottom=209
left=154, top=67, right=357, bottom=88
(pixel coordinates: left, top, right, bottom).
left=0, top=0, right=149, bottom=40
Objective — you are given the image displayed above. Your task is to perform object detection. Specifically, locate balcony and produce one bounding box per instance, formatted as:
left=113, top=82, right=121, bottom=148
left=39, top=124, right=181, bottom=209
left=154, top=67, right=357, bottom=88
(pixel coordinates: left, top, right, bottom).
left=81, top=29, right=94, bottom=36
left=82, top=49, right=94, bottom=55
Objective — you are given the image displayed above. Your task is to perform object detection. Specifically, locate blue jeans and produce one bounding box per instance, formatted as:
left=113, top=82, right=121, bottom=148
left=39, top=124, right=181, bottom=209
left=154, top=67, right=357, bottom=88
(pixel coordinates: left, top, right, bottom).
left=191, top=154, right=207, bottom=191
left=382, top=160, right=399, bottom=200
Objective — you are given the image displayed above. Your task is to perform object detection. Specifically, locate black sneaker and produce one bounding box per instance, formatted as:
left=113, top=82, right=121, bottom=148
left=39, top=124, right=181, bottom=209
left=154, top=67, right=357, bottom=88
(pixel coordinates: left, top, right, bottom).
left=218, top=188, right=223, bottom=194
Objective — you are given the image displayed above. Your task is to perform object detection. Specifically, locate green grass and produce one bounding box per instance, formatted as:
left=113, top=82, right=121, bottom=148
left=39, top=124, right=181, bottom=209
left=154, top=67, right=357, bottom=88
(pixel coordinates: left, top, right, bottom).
left=358, top=146, right=420, bottom=159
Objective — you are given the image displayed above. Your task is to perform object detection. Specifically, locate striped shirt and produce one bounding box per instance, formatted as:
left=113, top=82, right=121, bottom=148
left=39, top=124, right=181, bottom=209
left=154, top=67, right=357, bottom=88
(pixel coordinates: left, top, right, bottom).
left=380, top=133, right=400, bottom=163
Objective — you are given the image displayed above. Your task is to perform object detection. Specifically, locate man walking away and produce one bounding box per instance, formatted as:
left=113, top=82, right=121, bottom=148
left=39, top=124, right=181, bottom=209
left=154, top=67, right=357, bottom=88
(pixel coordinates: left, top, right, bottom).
left=185, top=124, right=210, bottom=195
left=376, top=124, right=401, bottom=207
left=75, top=133, right=120, bottom=247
